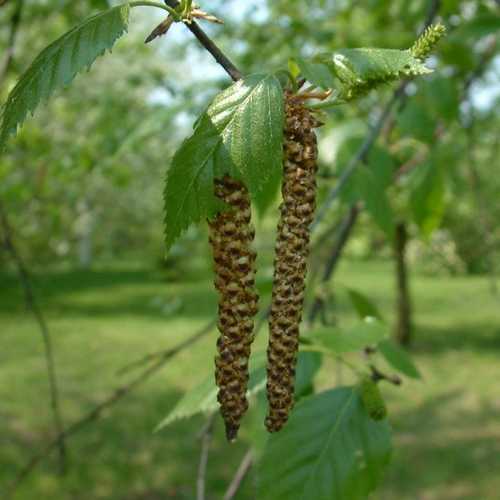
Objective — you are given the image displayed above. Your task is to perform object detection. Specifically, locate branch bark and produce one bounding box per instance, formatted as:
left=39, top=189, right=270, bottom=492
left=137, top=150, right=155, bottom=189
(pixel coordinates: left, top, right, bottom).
left=223, top=449, right=253, bottom=500
left=393, top=222, right=413, bottom=346
left=196, top=414, right=216, bottom=500
left=163, top=0, right=242, bottom=81
left=308, top=205, right=361, bottom=324
left=0, top=0, right=24, bottom=84
left=0, top=204, right=68, bottom=475
left=4, top=319, right=215, bottom=498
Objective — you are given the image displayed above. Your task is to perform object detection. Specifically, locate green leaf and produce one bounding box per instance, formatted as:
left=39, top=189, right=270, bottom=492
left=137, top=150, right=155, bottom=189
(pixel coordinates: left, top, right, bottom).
left=316, top=48, right=431, bottom=99
left=163, top=73, right=284, bottom=249
left=294, top=351, right=322, bottom=399
left=311, top=317, right=388, bottom=354
left=294, top=57, right=337, bottom=90
left=156, top=351, right=267, bottom=431
left=257, top=387, right=392, bottom=500
left=397, top=100, right=436, bottom=143
left=410, top=161, right=445, bottom=238
left=156, top=350, right=316, bottom=430
left=357, top=167, right=395, bottom=239
left=454, top=14, right=500, bottom=39
left=346, top=288, right=383, bottom=321
left=0, top=4, right=130, bottom=150
left=378, top=339, right=421, bottom=379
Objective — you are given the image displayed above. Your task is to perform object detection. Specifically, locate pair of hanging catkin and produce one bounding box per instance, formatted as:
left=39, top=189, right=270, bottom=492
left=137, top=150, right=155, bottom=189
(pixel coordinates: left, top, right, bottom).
left=209, top=91, right=319, bottom=440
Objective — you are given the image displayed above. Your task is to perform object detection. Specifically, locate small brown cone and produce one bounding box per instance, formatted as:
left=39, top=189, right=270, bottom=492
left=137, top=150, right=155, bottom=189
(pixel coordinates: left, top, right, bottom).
left=266, top=92, right=320, bottom=433
left=208, top=176, right=259, bottom=441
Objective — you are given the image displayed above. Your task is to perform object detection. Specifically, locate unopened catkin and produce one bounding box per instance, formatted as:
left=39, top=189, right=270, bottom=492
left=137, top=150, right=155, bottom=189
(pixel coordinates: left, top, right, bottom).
left=359, top=376, right=388, bottom=421
left=265, top=92, right=320, bottom=433
left=209, top=176, right=259, bottom=441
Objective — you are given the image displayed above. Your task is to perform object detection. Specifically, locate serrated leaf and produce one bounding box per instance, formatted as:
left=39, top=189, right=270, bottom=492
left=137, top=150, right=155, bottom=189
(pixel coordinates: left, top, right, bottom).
left=311, top=317, right=388, bottom=354
left=0, top=4, right=130, bottom=150
left=257, top=387, right=392, bottom=500
left=315, top=48, right=431, bottom=99
left=156, top=351, right=267, bottom=431
left=163, top=73, right=284, bottom=249
left=378, top=340, right=421, bottom=379
left=294, top=57, right=337, bottom=90
left=326, top=48, right=431, bottom=82
left=156, top=348, right=318, bottom=430
left=346, top=288, right=383, bottom=321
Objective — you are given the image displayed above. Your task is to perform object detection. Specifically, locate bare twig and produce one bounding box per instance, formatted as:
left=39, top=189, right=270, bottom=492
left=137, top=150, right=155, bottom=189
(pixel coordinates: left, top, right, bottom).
left=4, top=319, right=216, bottom=498
left=311, top=88, right=404, bottom=232
left=0, top=0, right=24, bottom=84
left=223, top=449, right=254, bottom=500
left=308, top=205, right=361, bottom=323
left=196, top=414, right=216, bottom=500
left=117, top=318, right=216, bottom=375
left=0, top=201, right=68, bottom=475
left=370, top=364, right=402, bottom=386
left=163, top=0, right=242, bottom=81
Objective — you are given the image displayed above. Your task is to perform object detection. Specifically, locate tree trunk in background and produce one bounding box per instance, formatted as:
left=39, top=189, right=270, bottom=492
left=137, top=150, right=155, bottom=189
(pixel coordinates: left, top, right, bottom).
left=394, top=221, right=413, bottom=347
left=77, top=199, right=93, bottom=269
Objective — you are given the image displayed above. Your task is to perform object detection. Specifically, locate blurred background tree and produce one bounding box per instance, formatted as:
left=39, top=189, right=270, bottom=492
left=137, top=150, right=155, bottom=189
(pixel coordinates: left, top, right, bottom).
left=1, top=1, right=499, bottom=499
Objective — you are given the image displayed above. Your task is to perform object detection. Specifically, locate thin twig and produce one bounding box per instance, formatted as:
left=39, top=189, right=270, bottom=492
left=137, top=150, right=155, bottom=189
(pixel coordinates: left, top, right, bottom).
left=370, top=364, right=402, bottom=386
left=4, top=319, right=215, bottom=498
left=223, top=449, right=254, bottom=500
left=308, top=205, right=361, bottom=323
left=117, top=318, right=216, bottom=375
left=163, top=0, right=242, bottom=81
left=196, top=414, right=216, bottom=500
left=0, top=201, right=68, bottom=475
left=311, top=88, right=404, bottom=232
left=0, top=0, right=24, bottom=85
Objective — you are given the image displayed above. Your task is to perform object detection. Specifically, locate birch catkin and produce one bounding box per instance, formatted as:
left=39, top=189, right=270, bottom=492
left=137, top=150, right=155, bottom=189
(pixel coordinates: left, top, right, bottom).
left=266, top=92, right=320, bottom=433
left=209, top=176, right=259, bottom=441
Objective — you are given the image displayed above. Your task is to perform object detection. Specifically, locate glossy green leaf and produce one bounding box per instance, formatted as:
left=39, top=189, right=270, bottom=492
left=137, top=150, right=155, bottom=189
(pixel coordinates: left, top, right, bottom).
left=163, top=73, right=284, bottom=249
left=311, top=317, right=388, bottom=354
left=0, top=4, right=130, bottom=150
left=346, top=288, right=383, bottom=321
left=257, top=387, right=392, bottom=500
left=378, top=339, right=421, bottom=379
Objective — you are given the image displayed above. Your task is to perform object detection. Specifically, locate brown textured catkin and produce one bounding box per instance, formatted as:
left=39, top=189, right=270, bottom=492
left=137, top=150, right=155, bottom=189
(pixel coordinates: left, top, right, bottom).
left=265, top=92, right=320, bottom=433
left=208, top=176, right=259, bottom=441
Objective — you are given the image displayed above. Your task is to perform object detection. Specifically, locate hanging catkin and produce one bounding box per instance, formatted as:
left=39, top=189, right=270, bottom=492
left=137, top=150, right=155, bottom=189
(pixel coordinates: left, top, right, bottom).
left=209, top=176, right=259, bottom=441
left=265, top=92, right=320, bottom=433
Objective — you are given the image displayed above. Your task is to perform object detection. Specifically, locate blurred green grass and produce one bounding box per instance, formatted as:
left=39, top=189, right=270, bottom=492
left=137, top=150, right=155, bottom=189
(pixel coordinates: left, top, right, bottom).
left=1, top=259, right=499, bottom=499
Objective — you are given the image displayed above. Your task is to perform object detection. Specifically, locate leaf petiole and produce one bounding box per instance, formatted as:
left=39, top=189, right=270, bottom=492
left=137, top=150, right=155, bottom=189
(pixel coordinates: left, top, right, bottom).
left=129, top=1, right=180, bottom=19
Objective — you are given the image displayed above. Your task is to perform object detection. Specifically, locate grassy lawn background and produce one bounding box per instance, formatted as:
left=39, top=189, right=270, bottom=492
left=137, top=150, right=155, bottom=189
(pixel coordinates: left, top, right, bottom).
left=1, top=259, right=499, bottom=499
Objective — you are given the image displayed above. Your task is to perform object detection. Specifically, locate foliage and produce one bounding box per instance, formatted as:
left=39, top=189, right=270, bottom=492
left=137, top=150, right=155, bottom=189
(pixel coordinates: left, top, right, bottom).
left=163, top=73, right=284, bottom=249
left=257, top=387, right=392, bottom=500
left=0, top=4, right=130, bottom=150
left=0, top=0, right=499, bottom=498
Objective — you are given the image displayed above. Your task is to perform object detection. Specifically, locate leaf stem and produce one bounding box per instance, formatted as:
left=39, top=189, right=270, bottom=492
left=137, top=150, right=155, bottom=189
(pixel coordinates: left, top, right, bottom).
left=129, top=1, right=177, bottom=16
